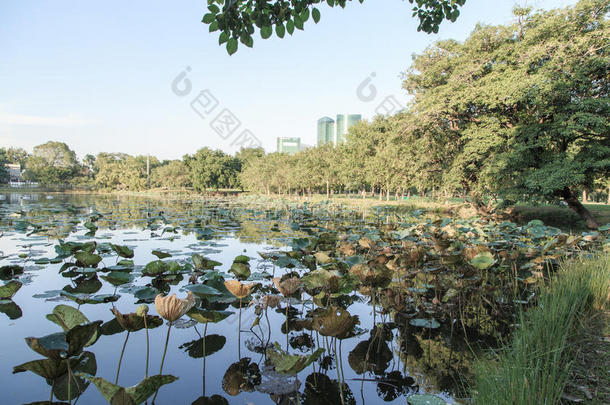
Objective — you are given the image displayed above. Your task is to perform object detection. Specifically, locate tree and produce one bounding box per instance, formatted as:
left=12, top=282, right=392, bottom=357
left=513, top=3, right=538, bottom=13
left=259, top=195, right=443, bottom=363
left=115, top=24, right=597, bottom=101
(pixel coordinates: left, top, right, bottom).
left=0, top=148, right=8, bottom=183
left=202, top=0, right=466, bottom=54
left=184, top=148, right=240, bottom=191
left=22, top=141, right=80, bottom=185
left=4, top=147, right=29, bottom=168
left=401, top=0, right=610, bottom=228
left=151, top=160, right=192, bottom=189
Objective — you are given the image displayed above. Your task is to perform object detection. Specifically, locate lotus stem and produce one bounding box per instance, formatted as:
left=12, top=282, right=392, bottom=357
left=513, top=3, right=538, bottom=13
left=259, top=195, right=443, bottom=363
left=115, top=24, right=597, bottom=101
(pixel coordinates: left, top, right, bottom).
left=66, top=359, right=72, bottom=405
left=115, top=331, right=130, bottom=384
left=265, top=307, right=271, bottom=348
left=285, top=301, right=289, bottom=351
left=50, top=380, right=55, bottom=403
left=333, top=338, right=345, bottom=405
left=144, top=315, right=150, bottom=379
left=203, top=321, right=208, bottom=396
left=153, top=321, right=172, bottom=403
left=238, top=298, right=242, bottom=359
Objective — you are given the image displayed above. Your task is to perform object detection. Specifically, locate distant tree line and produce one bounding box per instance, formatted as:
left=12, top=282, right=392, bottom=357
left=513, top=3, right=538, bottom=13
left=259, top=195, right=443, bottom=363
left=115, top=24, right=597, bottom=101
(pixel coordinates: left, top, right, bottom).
left=0, top=142, right=264, bottom=192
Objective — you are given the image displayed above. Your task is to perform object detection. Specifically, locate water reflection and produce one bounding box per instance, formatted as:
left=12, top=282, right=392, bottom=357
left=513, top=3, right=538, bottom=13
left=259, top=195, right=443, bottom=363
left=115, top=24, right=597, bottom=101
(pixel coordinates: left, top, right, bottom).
left=2, top=193, right=602, bottom=404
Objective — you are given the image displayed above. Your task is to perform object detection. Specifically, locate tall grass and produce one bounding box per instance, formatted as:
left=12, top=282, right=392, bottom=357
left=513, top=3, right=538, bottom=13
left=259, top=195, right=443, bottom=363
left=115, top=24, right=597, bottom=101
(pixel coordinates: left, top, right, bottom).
left=472, top=254, right=610, bottom=405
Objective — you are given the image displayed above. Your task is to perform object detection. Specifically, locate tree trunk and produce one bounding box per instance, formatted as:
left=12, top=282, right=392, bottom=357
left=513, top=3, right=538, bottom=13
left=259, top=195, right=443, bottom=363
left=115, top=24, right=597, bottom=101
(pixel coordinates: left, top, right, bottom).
left=607, top=184, right=609, bottom=205
left=326, top=181, right=330, bottom=199
left=362, top=188, right=366, bottom=199
left=561, top=187, right=599, bottom=229
left=582, top=189, right=588, bottom=203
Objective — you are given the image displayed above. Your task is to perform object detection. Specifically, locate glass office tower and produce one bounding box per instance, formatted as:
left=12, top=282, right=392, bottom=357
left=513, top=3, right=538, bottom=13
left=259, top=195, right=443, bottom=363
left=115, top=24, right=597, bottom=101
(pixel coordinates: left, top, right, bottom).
left=317, top=117, right=335, bottom=146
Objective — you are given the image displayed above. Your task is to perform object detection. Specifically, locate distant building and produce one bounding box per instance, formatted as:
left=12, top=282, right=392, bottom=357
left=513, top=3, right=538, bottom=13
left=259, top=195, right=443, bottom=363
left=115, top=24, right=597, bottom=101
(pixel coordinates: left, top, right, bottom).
left=277, top=137, right=301, bottom=155
left=335, top=114, right=362, bottom=144
left=4, top=163, right=22, bottom=182
left=317, top=117, right=335, bottom=146
left=317, top=114, right=361, bottom=146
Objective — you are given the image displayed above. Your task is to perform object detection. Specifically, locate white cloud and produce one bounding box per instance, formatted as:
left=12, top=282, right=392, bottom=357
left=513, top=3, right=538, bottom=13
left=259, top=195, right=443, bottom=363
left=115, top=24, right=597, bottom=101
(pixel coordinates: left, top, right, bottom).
left=0, top=113, right=95, bottom=127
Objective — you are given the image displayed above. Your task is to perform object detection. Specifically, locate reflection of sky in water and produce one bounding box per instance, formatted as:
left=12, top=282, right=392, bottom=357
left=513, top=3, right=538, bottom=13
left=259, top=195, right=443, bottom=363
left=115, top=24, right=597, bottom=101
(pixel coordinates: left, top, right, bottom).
left=0, top=193, right=456, bottom=404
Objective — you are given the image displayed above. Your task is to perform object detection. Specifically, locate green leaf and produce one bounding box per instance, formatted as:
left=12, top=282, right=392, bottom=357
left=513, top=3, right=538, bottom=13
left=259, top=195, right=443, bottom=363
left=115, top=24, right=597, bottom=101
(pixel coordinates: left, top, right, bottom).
left=312, top=8, right=321, bottom=23
left=407, top=394, right=447, bottom=405
left=182, top=284, right=222, bottom=299
left=142, top=260, right=168, bottom=276
left=151, top=250, right=171, bottom=259
left=219, top=31, right=229, bottom=45
left=261, top=25, right=272, bottom=39
left=111, top=244, right=134, bottom=259
left=187, top=307, right=233, bottom=324
left=469, top=251, right=496, bottom=270
left=267, top=344, right=324, bottom=374
left=286, top=20, right=295, bottom=35
left=74, top=251, right=102, bottom=267
left=226, top=38, right=238, bottom=55
left=202, top=13, right=215, bottom=24
left=275, top=23, right=285, bottom=38
left=0, top=280, right=22, bottom=299
left=82, top=374, right=178, bottom=405
left=46, top=305, right=89, bottom=331
left=229, top=262, right=251, bottom=280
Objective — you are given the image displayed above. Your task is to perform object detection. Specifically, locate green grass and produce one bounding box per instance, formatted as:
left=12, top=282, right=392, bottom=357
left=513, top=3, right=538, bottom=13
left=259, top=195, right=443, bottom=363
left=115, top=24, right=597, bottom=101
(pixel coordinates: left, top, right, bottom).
left=472, top=254, right=610, bottom=405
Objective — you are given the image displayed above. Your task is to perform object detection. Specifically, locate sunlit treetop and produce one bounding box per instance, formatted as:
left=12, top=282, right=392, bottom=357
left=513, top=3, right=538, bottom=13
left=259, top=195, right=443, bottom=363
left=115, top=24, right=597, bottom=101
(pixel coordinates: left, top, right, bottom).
left=203, top=0, right=466, bottom=54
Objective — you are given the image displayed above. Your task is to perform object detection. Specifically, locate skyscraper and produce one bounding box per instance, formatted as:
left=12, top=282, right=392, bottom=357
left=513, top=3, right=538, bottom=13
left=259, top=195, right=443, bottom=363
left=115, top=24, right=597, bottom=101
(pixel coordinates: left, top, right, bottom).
left=277, top=137, right=301, bottom=155
left=335, top=114, right=362, bottom=144
left=317, top=117, right=335, bottom=146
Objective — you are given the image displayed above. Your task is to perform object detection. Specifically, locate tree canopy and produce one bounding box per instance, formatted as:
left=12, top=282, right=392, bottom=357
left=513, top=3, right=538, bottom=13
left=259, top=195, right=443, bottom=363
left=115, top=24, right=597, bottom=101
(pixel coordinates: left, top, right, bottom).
left=203, top=0, right=466, bottom=54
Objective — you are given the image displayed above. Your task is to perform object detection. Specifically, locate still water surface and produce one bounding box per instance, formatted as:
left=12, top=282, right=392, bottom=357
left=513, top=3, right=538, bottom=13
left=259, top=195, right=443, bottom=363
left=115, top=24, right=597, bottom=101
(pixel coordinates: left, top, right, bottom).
left=0, top=193, right=492, bottom=404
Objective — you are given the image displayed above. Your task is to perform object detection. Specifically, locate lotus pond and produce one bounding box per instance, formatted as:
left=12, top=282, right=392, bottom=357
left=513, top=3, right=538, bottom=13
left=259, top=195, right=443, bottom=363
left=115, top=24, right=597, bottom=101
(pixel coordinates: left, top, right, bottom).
left=0, top=193, right=607, bottom=405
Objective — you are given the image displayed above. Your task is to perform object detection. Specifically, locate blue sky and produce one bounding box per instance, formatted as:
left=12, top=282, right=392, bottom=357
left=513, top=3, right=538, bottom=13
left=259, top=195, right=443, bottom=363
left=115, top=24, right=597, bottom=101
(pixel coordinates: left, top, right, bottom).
left=0, top=0, right=577, bottom=160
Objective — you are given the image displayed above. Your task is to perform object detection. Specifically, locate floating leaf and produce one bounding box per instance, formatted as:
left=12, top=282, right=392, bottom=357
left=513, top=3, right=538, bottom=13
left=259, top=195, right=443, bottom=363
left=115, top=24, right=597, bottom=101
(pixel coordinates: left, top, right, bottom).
left=469, top=251, right=496, bottom=270
left=81, top=374, right=178, bottom=405
left=179, top=334, right=226, bottom=358
left=0, top=280, right=22, bottom=299
left=407, top=394, right=447, bottom=405
left=267, top=343, right=324, bottom=375
left=110, top=244, right=134, bottom=258
left=152, top=250, right=172, bottom=259
left=74, top=251, right=102, bottom=267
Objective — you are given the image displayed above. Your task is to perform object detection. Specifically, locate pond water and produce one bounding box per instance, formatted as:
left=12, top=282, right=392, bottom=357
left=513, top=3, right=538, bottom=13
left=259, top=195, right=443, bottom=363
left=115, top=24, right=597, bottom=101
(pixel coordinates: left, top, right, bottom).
left=0, top=193, right=604, bottom=405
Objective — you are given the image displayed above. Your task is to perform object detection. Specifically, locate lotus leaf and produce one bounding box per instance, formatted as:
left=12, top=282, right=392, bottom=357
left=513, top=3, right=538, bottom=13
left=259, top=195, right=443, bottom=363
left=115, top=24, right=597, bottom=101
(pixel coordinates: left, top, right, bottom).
left=179, top=334, right=226, bottom=358
left=152, top=250, right=172, bottom=259
left=110, top=244, right=134, bottom=258
left=0, top=280, right=22, bottom=299
left=187, top=308, right=233, bottom=324
left=81, top=374, right=178, bottom=405
left=267, top=343, right=324, bottom=375
left=111, top=308, right=163, bottom=332
left=229, top=262, right=250, bottom=280
left=312, top=306, right=359, bottom=339
left=74, top=251, right=102, bottom=267
left=221, top=358, right=261, bottom=396
left=407, top=394, right=447, bottom=405
left=469, top=251, right=496, bottom=270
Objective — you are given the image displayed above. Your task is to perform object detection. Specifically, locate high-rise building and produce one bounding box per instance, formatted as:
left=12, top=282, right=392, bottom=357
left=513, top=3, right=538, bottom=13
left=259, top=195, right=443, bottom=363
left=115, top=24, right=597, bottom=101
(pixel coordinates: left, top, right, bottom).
left=276, top=137, right=301, bottom=155
left=335, top=114, right=362, bottom=144
left=317, top=117, right=335, bottom=146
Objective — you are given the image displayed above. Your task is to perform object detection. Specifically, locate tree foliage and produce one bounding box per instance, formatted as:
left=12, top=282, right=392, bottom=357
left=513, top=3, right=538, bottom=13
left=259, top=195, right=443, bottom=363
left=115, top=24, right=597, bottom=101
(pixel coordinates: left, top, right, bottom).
left=23, top=142, right=80, bottom=185
left=203, top=0, right=466, bottom=54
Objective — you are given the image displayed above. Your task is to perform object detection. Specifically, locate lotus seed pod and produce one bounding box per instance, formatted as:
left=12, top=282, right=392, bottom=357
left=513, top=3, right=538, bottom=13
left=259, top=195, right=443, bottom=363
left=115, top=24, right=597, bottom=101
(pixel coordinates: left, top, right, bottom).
left=136, top=304, right=149, bottom=317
